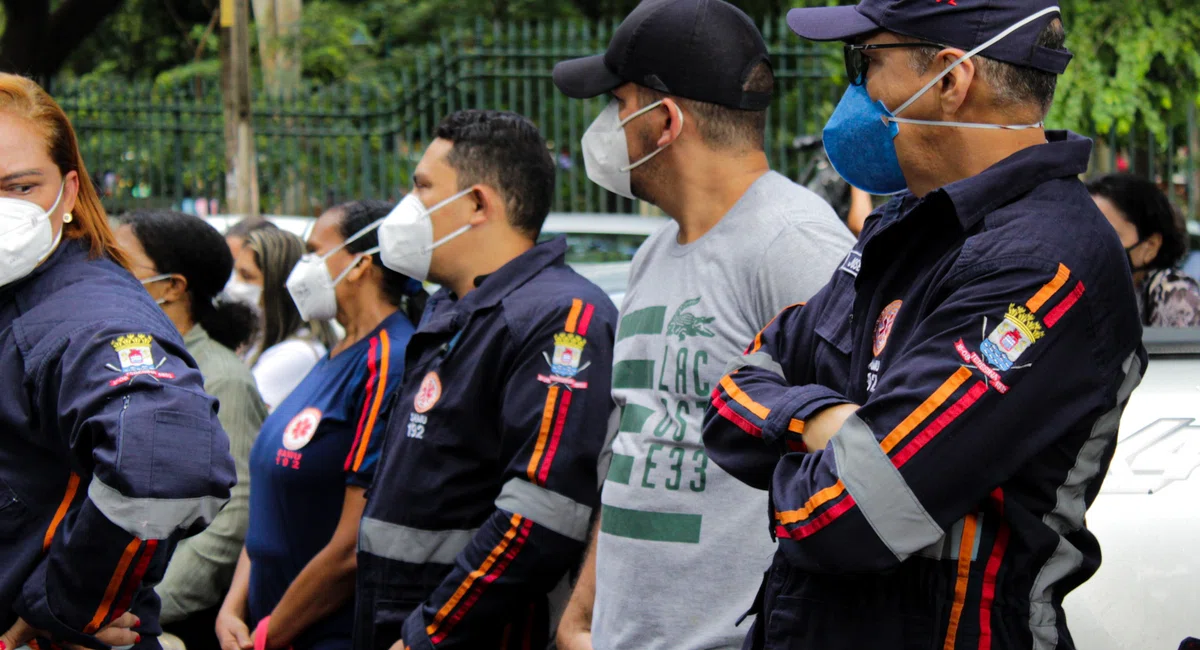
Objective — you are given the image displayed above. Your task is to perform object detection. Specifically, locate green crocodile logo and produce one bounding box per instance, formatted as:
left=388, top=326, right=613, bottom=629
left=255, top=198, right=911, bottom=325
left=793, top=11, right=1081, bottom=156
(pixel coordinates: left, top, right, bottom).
left=666, top=297, right=715, bottom=341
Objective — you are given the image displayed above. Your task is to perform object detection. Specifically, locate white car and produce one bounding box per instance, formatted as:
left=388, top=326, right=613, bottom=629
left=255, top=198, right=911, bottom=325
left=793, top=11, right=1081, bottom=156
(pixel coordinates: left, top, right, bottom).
left=1064, top=327, right=1200, bottom=649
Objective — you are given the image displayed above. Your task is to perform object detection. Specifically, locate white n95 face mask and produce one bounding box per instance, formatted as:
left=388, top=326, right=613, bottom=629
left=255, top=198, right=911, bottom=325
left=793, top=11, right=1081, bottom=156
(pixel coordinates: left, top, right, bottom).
left=580, top=99, right=683, bottom=200
left=378, top=187, right=474, bottom=282
left=224, top=278, right=263, bottom=307
left=286, top=218, right=383, bottom=322
left=0, top=182, right=66, bottom=288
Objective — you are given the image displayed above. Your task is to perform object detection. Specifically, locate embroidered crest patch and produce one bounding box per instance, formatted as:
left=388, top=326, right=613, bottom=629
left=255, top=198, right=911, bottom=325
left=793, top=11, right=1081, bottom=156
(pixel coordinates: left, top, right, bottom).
left=980, top=304, right=1045, bottom=371
left=414, top=371, right=442, bottom=413
left=538, top=332, right=591, bottom=390
left=873, top=300, right=902, bottom=357
left=283, top=407, right=322, bottom=451
left=106, top=333, right=176, bottom=386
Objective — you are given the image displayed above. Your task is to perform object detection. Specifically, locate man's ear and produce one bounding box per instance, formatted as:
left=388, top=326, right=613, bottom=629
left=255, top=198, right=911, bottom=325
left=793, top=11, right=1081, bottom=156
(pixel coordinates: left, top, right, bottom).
left=935, top=48, right=974, bottom=116
left=655, top=98, right=685, bottom=148
left=469, top=185, right=502, bottom=227
left=163, top=274, right=189, bottom=303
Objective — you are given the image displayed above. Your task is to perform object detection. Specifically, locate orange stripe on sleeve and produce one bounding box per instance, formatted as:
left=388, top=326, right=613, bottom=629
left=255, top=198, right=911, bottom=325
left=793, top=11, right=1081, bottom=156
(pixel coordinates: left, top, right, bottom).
left=85, top=538, right=142, bottom=633
left=1026, top=263, right=1070, bottom=313
left=564, top=299, right=583, bottom=334
left=526, top=386, right=560, bottom=482
left=787, top=419, right=805, bottom=434
left=426, top=514, right=524, bottom=638
left=43, top=472, right=80, bottom=552
left=942, top=513, right=979, bottom=650
left=718, top=375, right=770, bottom=420
left=750, top=302, right=805, bottom=354
left=776, top=480, right=846, bottom=526
left=352, top=330, right=390, bottom=472
left=880, top=367, right=973, bottom=454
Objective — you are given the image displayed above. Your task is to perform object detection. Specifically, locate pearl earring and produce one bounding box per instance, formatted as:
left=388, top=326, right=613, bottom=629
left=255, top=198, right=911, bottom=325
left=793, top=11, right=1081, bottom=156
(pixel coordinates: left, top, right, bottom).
left=63, top=213, right=73, bottom=223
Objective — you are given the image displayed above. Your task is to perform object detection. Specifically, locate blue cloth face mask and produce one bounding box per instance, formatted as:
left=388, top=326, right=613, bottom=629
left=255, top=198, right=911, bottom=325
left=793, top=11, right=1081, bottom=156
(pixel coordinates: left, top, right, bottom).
left=823, top=6, right=1061, bottom=196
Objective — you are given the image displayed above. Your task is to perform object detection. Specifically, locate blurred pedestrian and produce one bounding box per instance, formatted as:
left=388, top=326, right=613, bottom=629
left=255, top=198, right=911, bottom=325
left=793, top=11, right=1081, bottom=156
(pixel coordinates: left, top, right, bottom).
left=115, top=210, right=268, bottom=650
left=225, top=218, right=278, bottom=271
left=216, top=201, right=420, bottom=650
left=0, top=73, right=234, bottom=650
left=1089, top=173, right=1200, bottom=327
left=232, top=227, right=339, bottom=410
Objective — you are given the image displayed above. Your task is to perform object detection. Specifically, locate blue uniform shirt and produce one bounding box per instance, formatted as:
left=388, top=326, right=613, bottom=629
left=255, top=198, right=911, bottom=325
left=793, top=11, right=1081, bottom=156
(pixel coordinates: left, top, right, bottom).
left=704, top=132, right=1147, bottom=649
left=1, top=239, right=235, bottom=648
left=354, top=238, right=618, bottom=650
left=246, top=311, right=414, bottom=650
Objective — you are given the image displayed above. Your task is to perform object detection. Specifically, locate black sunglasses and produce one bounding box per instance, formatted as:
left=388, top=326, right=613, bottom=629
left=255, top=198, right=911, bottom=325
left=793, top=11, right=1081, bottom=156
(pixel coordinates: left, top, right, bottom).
left=843, top=42, right=944, bottom=85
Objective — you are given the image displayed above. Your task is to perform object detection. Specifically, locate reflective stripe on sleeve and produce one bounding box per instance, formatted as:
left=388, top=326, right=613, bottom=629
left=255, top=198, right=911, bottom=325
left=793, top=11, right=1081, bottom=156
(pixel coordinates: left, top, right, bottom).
left=358, top=517, right=478, bottom=565
left=88, top=478, right=227, bottom=540
left=494, top=478, right=592, bottom=542
left=831, top=414, right=944, bottom=560
left=724, top=350, right=786, bottom=379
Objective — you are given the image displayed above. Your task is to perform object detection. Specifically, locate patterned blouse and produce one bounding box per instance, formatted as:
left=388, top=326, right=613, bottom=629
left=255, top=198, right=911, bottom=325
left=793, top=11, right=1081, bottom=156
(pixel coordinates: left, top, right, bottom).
left=1140, top=268, right=1200, bottom=328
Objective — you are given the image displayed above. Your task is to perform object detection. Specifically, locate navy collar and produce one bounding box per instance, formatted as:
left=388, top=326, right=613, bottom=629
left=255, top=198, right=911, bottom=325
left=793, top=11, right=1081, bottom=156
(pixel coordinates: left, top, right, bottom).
left=433, top=236, right=568, bottom=314
left=935, top=131, right=1093, bottom=231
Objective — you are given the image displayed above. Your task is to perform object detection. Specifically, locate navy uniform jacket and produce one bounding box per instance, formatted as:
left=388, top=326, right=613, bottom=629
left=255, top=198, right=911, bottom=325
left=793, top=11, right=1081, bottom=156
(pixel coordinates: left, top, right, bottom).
left=0, top=240, right=236, bottom=648
left=354, top=237, right=616, bottom=650
left=703, top=133, right=1147, bottom=649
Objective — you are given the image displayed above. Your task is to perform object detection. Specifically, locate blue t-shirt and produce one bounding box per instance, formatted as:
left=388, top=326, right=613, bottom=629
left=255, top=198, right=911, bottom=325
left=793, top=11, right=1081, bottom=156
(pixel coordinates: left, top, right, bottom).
left=246, top=311, right=413, bottom=650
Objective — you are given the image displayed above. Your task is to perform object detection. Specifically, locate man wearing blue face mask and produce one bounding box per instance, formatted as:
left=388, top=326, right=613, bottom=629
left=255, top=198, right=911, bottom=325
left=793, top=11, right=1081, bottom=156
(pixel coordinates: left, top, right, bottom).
left=702, top=1, right=1146, bottom=649
left=352, top=110, right=618, bottom=650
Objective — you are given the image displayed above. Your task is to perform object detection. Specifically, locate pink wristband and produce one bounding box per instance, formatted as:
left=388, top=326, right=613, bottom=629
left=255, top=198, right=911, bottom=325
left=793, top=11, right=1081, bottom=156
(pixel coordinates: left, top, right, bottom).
left=253, top=616, right=271, bottom=650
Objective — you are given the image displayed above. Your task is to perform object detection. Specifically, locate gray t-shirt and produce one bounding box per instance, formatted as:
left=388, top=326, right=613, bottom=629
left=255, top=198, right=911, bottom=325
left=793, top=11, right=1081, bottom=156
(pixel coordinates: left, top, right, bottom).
left=592, top=171, right=854, bottom=650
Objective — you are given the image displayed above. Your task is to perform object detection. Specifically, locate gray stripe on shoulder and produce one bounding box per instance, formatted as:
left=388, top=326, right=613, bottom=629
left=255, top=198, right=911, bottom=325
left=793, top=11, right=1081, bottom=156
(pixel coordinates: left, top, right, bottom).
left=724, top=351, right=785, bottom=379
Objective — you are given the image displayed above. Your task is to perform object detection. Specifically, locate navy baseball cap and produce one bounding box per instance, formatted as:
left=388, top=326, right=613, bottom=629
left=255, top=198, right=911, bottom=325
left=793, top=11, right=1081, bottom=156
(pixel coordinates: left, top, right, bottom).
left=787, top=0, right=1072, bottom=74
left=553, top=0, right=772, bottom=110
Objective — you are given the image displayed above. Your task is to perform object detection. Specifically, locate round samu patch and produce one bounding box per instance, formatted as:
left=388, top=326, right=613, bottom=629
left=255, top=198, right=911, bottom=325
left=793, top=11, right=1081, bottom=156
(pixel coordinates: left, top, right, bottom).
left=873, top=300, right=902, bottom=357
left=283, top=407, right=322, bottom=450
left=414, top=371, right=442, bottom=414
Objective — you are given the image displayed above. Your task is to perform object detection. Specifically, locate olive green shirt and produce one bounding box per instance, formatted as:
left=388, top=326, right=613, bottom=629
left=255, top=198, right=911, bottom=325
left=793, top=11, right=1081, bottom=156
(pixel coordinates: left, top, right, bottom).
left=155, top=325, right=267, bottom=623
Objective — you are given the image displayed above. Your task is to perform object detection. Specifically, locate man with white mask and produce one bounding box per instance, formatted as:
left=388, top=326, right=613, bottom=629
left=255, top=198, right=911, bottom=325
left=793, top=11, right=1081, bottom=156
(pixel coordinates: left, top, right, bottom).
left=551, top=2, right=853, bottom=649
left=702, top=1, right=1145, bottom=648
left=351, top=109, right=618, bottom=650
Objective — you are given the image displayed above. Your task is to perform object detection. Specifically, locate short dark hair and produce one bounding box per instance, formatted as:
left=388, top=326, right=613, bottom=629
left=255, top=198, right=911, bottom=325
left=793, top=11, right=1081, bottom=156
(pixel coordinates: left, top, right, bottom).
left=907, top=19, right=1065, bottom=118
left=636, top=61, right=774, bottom=151
left=225, top=217, right=277, bottom=240
left=120, top=210, right=258, bottom=351
left=434, top=110, right=555, bottom=238
left=1087, top=173, right=1190, bottom=270
left=335, top=200, right=428, bottom=326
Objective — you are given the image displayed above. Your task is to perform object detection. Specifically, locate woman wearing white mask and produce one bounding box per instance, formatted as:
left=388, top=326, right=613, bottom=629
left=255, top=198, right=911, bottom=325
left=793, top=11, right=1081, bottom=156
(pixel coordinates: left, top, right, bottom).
left=113, top=210, right=267, bottom=650
left=215, top=201, right=421, bottom=650
left=0, top=75, right=235, bottom=650
left=230, top=227, right=338, bottom=411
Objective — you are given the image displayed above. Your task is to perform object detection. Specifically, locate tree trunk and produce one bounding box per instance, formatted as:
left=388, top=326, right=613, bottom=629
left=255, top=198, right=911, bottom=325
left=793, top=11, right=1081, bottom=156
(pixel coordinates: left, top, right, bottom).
left=250, top=0, right=301, bottom=98
left=221, top=0, right=260, bottom=220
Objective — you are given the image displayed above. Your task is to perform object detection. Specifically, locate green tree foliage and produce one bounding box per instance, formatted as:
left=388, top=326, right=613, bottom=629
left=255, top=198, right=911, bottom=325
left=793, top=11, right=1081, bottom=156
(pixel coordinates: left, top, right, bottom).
left=1048, top=0, right=1200, bottom=140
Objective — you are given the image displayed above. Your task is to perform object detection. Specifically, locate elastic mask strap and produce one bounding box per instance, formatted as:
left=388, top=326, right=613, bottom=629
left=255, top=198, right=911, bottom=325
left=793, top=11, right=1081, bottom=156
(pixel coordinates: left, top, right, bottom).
left=620, top=101, right=685, bottom=173
left=430, top=224, right=471, bottom=251
left=332, top=248, right=380, bottom=286
left=427, top=187, right=474, bottom=216
left=140, top=273, right=173, bottom=285
left=892, top=6, right=1061, bottom=117
left=887, top=116, right=1044, bottom=130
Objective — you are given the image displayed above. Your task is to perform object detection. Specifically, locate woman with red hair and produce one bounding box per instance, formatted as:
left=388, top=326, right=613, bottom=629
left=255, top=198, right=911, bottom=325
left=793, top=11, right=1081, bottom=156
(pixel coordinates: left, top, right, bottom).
left=0, top=74, right=236, bottom=650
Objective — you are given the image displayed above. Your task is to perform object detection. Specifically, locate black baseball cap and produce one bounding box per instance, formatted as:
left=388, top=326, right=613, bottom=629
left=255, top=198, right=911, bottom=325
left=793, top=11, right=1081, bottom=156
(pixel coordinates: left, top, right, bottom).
left=553, top=0, right=772, bottom=110
left=787, top=0, right=1072, bottom=74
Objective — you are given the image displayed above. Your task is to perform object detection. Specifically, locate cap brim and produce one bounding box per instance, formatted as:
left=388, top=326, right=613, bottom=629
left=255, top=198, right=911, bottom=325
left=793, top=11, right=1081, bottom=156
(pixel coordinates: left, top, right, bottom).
left=786, top=5, right=881, bottom=42
left=553, top=54, right=624, bottom=99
